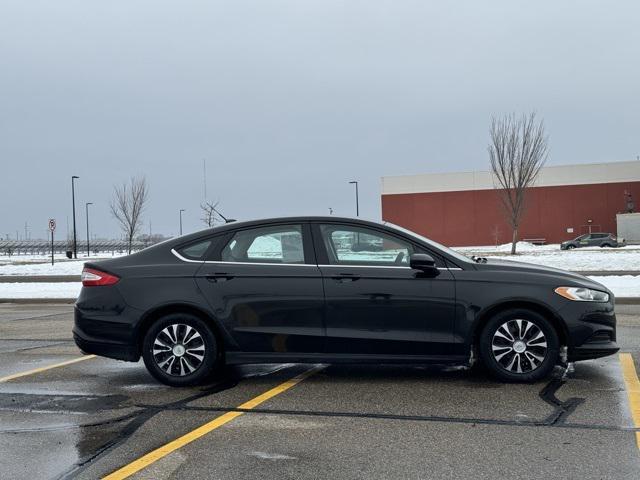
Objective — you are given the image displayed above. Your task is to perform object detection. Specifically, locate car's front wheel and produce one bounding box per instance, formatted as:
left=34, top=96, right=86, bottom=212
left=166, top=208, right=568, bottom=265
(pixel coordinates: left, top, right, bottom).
left=142, top=313, right=219, bottom=387
left=479, top=309, right=559, bottom=382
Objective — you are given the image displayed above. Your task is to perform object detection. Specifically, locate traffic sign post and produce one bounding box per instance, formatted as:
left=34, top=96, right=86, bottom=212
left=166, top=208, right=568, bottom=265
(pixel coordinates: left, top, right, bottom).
left=48, top=219, right=56, bottom=266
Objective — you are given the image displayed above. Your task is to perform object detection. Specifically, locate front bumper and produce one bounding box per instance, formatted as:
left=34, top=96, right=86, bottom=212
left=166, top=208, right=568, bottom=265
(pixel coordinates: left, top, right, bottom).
left=570, top=342, right=619, bottom=361
left=560, top=299, right=620, bottom=362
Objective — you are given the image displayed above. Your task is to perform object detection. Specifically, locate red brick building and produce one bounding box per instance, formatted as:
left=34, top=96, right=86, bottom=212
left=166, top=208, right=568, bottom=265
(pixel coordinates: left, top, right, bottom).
left=381, top=161, right=640, bottom=247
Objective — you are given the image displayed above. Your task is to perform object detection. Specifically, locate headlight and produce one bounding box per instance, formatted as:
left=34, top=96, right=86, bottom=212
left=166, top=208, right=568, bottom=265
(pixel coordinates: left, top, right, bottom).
left=555, top=286, right=609, bottom=302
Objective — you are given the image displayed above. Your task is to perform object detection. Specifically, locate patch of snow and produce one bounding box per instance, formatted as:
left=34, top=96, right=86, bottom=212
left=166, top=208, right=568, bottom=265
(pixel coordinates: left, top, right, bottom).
left=588, top=276, right=640, bottom=298
left=452, top=244, right=640, bottom=272
left=0, top=254, right=126, bottom=276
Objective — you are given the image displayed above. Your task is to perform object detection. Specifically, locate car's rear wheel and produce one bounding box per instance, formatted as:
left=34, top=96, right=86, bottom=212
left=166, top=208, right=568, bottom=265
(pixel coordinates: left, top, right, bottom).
left=479, top=309, right=559, bottom=382
left=142, top=313, right=218, bottom=387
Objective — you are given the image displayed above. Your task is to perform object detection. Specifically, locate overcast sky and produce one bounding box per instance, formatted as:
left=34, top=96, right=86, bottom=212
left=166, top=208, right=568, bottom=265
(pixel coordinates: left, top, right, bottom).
left=1, top=1, right=639, bottom=240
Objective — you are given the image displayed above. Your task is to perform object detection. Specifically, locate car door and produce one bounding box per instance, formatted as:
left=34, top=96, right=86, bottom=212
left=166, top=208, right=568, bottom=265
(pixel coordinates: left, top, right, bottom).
left=195, top=223, right=325, bottom=355
left=589, top=233, right=606, bottom=246
left=577, top=234, right=590, bottom=247
left=312, top=222, right=456, bottom=357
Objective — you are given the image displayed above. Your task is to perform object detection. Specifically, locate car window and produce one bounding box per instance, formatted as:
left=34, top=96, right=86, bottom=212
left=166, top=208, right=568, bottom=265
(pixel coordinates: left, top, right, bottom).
left=177, top=239, right=212, bottom=260
left=221, top=225, right=305, bottom=264
left=319, top=224, right=416, bottom=266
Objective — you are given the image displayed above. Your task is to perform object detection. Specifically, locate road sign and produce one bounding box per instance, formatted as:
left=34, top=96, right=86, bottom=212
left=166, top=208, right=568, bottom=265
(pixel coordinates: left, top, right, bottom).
left=48, top=219, right=56, bottom=265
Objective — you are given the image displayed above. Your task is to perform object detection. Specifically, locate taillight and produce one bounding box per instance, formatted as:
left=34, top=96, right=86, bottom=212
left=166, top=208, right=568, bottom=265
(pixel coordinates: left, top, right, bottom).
left=81, top=267, right=120, bottom=287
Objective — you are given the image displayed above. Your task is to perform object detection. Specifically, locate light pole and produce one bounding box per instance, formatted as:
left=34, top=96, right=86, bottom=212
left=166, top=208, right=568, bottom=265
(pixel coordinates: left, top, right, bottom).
left=349, top=181, right=359, bottom=217
left=71, top=176, right=79, bottom=258
left=179, top=209, right=185, bottom=236
left=85, top=202, right=93, bottom=257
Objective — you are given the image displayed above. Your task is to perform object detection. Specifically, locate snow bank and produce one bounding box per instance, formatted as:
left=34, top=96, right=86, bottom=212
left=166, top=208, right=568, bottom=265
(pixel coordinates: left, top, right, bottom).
left=0, top=254, right=126, bottom=276
left=588, top=276, right=640, bottom=298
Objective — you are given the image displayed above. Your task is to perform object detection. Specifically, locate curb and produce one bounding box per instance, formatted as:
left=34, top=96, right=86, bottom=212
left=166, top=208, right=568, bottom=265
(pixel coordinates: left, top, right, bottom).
left=616, top=298, right=640, bottom=305
left=0, top=298, right=76, bottom=304
left=0, top=275, right=80, bottom=283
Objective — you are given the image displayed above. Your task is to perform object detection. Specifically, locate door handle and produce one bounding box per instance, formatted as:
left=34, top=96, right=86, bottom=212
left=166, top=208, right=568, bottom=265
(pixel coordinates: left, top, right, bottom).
left=205, top=273, right=234, bottom=282
left=331, top=273, right=361, bottom=282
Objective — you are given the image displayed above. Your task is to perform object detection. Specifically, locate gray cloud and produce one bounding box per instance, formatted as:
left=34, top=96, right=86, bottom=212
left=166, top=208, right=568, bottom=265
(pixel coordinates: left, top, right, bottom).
left=1, top=0, right=638, bottom=239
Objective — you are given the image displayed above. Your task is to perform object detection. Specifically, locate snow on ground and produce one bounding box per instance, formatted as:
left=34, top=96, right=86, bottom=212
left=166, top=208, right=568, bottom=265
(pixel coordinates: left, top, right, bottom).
left=453, top=243, right=640, bottom=272
left=590, top=276, right=640, bottom=298
left=0, top=277, right=637, bottom=299
left=0, top=253, right=126, bottom=276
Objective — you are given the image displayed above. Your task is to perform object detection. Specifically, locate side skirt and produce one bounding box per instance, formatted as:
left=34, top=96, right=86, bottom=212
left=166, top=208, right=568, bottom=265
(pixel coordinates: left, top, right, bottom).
left=225, top=352, right=468, bottom=365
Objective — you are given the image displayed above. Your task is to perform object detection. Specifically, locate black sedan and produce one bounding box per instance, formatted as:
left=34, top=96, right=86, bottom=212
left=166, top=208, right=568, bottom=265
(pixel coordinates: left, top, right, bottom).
left=74, top=216, right=618, bottom=386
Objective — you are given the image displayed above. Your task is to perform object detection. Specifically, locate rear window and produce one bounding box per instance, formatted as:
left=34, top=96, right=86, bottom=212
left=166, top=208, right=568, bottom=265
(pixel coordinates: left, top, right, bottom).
left=176, top=239, right=212, bottom=260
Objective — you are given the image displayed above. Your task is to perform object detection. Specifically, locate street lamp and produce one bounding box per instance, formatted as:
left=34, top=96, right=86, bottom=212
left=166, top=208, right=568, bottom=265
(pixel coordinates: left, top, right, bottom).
left=179, top=209, right=185, bottom=236
left=71, top=176, right=79, bottom=259
left=349, top=181, right=359, bottom=217
left=85, top=202, right=93, bottom=257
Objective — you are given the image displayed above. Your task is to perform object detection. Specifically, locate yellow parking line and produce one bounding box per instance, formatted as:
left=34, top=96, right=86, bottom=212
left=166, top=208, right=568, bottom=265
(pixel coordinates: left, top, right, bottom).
left=0, top=355, right=96, bottom=383
left=619, top=353, right=640, bottom=450
left=103, top=364, right=325, bottom=480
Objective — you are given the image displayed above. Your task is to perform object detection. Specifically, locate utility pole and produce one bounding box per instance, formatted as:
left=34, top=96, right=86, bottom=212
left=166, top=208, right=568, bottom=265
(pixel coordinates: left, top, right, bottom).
left=179, top=209, right=185, bottom=236
left=71, top=176, right=79, bottom=258
left=85, top=202, right=93, bottom=257
left=349, top=181, right=359, bottom=217
left=203, top=158, right=207, bottom=200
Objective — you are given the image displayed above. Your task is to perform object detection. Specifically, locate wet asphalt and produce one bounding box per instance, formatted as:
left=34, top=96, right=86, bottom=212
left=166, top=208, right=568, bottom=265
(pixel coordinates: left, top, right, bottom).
left=0, top=303, right=639, bottom=480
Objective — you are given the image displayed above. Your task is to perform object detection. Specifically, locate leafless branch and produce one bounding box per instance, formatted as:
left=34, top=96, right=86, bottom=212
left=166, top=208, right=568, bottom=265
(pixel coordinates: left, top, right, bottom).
left=110, top=176, right=149, bottom=254
left=488, top=112, right=548, bottom=254
left=200, top=200, right=220, bottom=227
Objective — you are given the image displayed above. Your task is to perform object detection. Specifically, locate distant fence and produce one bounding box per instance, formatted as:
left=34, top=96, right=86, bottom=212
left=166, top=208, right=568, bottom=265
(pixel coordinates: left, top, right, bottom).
left=0, top=240, right=149, bottom=256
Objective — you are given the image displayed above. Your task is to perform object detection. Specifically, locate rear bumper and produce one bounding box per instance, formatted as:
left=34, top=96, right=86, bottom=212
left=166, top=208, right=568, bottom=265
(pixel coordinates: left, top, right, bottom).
left=73, top=291, right=141, bottom=362
left=73, top=330, right=138, bottom=362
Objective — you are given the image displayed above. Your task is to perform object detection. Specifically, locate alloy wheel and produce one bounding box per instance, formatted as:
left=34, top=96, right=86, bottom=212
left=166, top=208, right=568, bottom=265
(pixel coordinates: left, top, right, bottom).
left=491, top=319, right=548, bottom=374
left=152, top=323, right=206, bottom=377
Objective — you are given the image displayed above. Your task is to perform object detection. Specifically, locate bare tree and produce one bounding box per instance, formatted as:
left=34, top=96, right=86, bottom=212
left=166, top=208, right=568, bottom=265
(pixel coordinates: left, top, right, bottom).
left=110, top=176, right=149, bottom=254
left=488, top=113, right=548, bottom=254
left=200, top=200, right=219, bottom=227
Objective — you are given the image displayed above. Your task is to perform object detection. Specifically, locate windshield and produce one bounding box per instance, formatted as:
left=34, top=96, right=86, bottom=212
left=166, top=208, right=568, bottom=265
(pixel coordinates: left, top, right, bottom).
left=384, top=222, right=473, bottom=264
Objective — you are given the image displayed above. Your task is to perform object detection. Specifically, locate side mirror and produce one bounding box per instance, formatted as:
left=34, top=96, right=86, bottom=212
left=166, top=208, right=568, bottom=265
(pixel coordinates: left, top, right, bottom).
left=409, top=253, right=439, bottom=276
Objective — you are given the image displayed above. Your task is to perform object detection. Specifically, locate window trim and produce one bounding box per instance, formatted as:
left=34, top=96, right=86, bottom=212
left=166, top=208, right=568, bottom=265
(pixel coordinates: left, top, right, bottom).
left=205, top=223, right=316, bottom=266
left=173, top=235, right=223, bottom=262
left=311, top=222, right=446, bottom=268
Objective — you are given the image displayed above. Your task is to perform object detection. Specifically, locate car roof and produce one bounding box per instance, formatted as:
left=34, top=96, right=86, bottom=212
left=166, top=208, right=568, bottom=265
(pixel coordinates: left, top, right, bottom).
left=170, top=216, right=388, bottom=244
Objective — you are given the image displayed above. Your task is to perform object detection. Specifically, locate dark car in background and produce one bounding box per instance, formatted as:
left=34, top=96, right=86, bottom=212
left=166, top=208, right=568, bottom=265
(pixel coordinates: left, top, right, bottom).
left=560, top=233, right=626, bottom=250
left=73, top=217, right=618, bottom=387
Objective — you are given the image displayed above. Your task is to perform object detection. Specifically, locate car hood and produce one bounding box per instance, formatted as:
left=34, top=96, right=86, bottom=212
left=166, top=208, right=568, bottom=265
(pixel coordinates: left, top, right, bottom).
left=474, top=258, right=609, bottom=291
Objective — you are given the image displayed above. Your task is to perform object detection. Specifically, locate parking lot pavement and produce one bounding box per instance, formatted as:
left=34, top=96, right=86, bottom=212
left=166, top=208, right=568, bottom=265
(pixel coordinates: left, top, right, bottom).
left=0, top=304, right=639, bottom=479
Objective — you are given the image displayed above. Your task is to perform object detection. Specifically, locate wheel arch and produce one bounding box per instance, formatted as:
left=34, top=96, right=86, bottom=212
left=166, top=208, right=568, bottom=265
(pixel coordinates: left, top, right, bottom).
left=469, top=300, right=569, bottom=350
left=135, top=302, right=229, bottom=359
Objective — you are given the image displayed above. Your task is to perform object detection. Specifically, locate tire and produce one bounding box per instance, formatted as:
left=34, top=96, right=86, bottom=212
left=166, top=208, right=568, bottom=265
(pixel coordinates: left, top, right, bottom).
left=566, top=245, right=575, bottom=250
left=478, top=308, right=559, bottom=383
left=142, top=313, right=219, bottom=387
left=600, top=243, right=613, bottom=248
